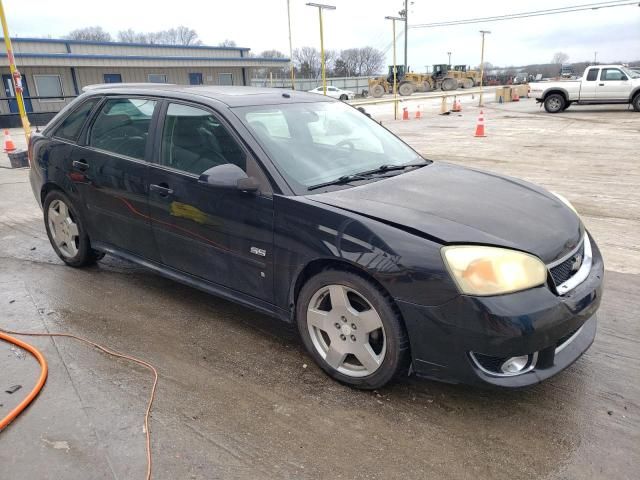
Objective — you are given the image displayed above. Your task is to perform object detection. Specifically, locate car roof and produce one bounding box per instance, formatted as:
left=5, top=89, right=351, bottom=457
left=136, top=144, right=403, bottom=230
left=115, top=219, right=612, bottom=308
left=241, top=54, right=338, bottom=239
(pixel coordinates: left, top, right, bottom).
left=81, top=84, right=335, bottom=107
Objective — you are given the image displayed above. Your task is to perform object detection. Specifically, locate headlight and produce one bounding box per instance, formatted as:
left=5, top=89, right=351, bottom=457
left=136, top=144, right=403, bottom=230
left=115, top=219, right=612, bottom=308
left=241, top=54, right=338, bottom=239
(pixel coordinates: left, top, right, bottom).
left=550, top=191, right=578, bottom=215
left=441, top=246, right=547, bottom=296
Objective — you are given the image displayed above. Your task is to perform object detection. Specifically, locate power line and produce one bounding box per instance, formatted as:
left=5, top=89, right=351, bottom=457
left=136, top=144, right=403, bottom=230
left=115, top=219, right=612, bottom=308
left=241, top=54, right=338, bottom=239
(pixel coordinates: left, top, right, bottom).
left=410, top=1, right=639, bottom=28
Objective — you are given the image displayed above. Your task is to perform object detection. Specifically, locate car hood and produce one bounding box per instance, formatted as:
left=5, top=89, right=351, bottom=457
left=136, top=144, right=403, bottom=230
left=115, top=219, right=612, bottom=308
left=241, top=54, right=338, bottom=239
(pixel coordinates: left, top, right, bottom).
left=307, top=162, right=583, bottom=264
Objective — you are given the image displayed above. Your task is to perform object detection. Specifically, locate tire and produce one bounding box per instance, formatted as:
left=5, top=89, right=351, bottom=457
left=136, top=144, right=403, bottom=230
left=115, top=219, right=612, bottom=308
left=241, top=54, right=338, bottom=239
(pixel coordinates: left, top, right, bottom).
left=462, top=78, right=474, bottom=89
left=43, top=190, right=103, bottom=267
left=398, top=82, right=415, bottom=96
left=544, top=93, right=566, bottom=113
left=441, top=78, right=457, bottom=91
left=339, top=94, right=348, bottom=101
left=371, top=84, right=385, bottom=98
left=632, top=94, right=640, bottom=112
left=296, top=269, right=410, bottom=390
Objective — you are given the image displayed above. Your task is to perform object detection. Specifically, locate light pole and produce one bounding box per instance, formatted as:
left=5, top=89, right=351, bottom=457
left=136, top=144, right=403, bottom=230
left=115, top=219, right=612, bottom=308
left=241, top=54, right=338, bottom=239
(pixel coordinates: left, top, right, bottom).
left=478, top=30, right=491, bottom=107
left=447, top=51, right=452, bottom=66
left=287, top=0, right=295, bottom=90
left=594, top=51, right=598, bottom=65
left=306, top=3, right=336, bottom=96
left=403, top=0, right=408, bottom=72
left=386, top=15, right=404, bottom=120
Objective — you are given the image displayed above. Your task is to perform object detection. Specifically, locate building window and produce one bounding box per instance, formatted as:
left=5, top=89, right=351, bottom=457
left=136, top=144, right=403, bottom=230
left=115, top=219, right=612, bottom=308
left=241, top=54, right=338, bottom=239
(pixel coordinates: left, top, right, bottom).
left=103, top=73, right=122, bottom=83
left=219, top=73, right=233, bottom=86
left=148, top=74, right=168, bottom=83
left=33, top=74, right=64, bottom=101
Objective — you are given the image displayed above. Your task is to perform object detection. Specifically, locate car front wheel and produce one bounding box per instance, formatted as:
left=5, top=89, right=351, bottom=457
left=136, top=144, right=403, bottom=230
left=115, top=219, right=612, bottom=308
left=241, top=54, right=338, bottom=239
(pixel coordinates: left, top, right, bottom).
left=296, top=270, right=410, bottom=389
left=44, top=190, right=104, bottom=267
left=632, top=94, right=640, bottom=112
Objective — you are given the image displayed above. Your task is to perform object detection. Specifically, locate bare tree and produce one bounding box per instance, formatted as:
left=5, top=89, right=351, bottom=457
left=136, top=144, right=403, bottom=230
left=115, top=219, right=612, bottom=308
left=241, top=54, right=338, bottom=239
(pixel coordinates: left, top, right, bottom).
left=117, top=26, right=202, bottom=45
left=552, top=52, right=570, bottom=64
left=294, top=47, right=321, bottom=78
left=260, top=50, right=287, bottom=59
left=65, top=26, right=112, bottom=42
left=218, top=39, right=237, bottom=47
left=337, top=47, right=385, bottom=76
left=358, top=46, right=385, bottom=75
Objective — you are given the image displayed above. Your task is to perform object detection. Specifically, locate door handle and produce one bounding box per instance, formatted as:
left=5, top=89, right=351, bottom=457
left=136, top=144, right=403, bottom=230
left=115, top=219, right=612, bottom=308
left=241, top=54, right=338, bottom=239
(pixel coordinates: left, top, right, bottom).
left=72, top=160, right=89, bottom=171
left=150, top=183, right=174, bottom=196
left=598, top=83, right=605, bottom=86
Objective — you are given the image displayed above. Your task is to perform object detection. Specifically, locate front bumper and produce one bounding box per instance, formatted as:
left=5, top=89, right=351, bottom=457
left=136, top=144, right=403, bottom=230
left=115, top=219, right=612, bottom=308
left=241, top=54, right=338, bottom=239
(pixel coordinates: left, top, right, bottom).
left=397, top=233, right=604, bottom=388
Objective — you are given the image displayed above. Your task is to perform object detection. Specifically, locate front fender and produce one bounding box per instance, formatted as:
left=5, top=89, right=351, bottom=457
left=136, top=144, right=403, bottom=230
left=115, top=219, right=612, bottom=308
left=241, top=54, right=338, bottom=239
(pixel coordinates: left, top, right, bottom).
left=274, top=195, right=460, bottom=313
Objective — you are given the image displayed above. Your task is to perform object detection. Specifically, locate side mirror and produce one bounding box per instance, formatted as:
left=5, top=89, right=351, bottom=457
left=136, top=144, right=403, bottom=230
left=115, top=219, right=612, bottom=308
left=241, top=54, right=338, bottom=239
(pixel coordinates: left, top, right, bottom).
left=621, top=75, right=628, bottom=81
left=198, top=163, right=259, bottom=193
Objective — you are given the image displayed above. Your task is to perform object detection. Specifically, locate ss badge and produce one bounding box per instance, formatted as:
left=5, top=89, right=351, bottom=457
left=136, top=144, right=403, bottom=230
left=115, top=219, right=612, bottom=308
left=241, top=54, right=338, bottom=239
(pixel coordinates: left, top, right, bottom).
left=250, top=246, right=267, bottom=257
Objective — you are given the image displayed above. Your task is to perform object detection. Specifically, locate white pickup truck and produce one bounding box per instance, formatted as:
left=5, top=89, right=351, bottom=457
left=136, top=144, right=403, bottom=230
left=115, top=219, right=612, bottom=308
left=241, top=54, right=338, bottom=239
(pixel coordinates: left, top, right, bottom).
left=529, top=65, right=640, bottom=113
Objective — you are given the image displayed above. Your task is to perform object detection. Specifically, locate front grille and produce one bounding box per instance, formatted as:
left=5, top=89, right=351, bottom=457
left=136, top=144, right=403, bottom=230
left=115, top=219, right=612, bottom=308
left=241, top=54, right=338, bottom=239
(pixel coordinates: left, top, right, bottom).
left=550, top=242, right=585, bottom=286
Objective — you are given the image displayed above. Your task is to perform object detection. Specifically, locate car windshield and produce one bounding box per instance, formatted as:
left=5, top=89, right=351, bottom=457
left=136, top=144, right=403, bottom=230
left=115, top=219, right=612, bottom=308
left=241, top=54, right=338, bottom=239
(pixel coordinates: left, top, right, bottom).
left=233, top=101, right=425, bottom=191
left=624, top=67, right=640, bottom=79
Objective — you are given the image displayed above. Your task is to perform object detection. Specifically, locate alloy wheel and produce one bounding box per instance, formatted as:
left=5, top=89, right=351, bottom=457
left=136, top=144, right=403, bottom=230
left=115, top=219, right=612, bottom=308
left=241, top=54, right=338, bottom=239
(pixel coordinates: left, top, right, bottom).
left=47, top=199, right=79, bottom=258
left=306, top=284, right=386, bottom=377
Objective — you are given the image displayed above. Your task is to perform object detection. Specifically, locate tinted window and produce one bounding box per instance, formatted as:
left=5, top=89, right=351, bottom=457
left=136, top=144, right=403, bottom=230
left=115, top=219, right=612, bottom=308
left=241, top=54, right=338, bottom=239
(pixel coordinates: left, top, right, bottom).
left=89, top=98, right=157, bottom=160
left=161, top=103, right=245, bottom=175
left=601, top=69, right=625, bottom=81
left=53, top=99, right=98, bottom=142
left=585, top=69, right=599, bottom=81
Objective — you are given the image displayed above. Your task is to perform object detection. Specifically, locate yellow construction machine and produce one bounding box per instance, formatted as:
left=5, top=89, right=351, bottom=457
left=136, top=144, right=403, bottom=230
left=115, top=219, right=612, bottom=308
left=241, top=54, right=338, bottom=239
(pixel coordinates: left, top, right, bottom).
left=368, top=64, right=474, bottom=98
left=450, top=65, right=482, bottom=89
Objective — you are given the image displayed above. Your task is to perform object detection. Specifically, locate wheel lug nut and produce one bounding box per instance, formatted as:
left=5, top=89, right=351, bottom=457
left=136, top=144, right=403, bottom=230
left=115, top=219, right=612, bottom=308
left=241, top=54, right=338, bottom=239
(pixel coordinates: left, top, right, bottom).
left=335, top=323, right=340, bottom=329
left=341, top=316, right=347, bottom=323
left=340, top=334, right=346, bottom=341
left=351, top=323, right=357, bottom=330
left=350, top=335, right=356, bottom=342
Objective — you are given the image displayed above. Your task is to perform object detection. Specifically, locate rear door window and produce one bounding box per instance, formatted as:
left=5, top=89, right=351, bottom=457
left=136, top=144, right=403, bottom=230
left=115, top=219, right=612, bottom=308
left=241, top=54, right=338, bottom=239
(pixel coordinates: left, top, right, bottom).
left=53, top=98, right=99, bottom=142
left=88, top=98, right=157, bottom=160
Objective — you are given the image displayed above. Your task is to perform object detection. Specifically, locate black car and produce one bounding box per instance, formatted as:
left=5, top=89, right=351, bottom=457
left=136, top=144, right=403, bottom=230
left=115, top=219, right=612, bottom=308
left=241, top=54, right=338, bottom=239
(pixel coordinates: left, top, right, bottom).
left=28, top=85, right=603, bottom=389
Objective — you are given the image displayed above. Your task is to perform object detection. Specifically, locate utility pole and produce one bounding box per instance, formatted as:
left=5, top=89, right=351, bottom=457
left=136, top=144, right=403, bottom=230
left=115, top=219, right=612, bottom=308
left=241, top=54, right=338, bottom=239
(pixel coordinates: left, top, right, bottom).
left=447, top=51, right=452, bottom=66
left=403, top=0, right=408, bottom=72
left=306, top=3, right=336, bottom=96
left=594, top=51, right=598, bottom=65
left=386, top=16, right=404, bottom=120
left=478, top=30, right=491, bottom=107
left=287, top=0, right=295, bottom=90
left=0, top=0, right=31, bottom=144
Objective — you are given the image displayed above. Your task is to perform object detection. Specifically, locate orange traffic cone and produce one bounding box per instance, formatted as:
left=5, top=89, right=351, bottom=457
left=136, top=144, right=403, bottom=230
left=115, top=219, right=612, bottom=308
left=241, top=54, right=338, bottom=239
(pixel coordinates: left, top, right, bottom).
left=474, top=110, right=486, bottom=137
left=3, top=130, right=16, bottom=152
left=402, top=107, right=409, bottom=120
left=512, top=91, right=520, bottom=102
left=415, top=105, right=421, bottom=119
left=451, top=99, right=462, bottom=112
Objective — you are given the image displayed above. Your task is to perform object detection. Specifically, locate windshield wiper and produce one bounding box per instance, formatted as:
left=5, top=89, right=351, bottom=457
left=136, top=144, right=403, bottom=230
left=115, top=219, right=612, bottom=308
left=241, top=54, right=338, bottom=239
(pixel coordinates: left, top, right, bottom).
left=308, top=174, right=370, bottom=191
left=351, top=161, right=428, bottom=177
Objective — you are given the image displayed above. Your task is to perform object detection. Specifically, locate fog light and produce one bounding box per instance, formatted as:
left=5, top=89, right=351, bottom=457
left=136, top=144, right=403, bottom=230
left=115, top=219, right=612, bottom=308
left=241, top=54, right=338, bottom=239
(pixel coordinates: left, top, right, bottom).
left=501, top=355, right=530, bottom=374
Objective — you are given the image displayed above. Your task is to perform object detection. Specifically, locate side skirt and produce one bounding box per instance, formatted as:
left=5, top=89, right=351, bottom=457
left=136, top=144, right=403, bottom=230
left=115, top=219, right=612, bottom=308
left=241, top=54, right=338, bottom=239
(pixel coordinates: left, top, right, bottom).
left=93, top=242, right=291, bottom=323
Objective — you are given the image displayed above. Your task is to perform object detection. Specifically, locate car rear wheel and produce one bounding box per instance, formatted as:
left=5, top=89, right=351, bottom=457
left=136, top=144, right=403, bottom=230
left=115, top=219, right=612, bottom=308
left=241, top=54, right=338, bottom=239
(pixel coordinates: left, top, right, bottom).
left=544, top=93, right=566, bottom=113
left=632, top=94, right=640, bottom=112
left=296, top=270, right=410, bottom=389
left=44, top=190, right=104, bottom=267
left=339, top=94, right=348, bottom=101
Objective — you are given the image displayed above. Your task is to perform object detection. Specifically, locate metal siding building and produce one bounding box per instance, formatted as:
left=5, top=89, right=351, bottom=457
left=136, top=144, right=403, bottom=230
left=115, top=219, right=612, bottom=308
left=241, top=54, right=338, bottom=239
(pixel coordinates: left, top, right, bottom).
left=0, top=38, right=289, bottom=125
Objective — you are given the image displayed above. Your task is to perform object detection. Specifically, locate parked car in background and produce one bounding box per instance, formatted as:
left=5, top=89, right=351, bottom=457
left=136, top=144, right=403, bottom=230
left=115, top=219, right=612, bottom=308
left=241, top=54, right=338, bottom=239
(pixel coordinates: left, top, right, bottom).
left=530, top=64, right=640, bottom=113
left=307, top=85, right=355, bottom=100
left=29, top=85, right=602, bottom=390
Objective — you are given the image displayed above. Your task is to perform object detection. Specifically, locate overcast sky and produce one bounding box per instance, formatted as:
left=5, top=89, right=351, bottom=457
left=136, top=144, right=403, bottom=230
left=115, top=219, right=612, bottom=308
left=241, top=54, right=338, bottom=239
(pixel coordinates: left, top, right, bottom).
left=5, top=0, right=640, bottom=67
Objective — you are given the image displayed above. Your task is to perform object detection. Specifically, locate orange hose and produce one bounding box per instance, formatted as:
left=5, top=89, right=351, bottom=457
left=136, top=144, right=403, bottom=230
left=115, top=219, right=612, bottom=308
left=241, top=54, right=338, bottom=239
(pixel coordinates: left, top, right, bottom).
left=0, top=331, right=48, bottom=431
left=0, top=327, right=157, bottom=480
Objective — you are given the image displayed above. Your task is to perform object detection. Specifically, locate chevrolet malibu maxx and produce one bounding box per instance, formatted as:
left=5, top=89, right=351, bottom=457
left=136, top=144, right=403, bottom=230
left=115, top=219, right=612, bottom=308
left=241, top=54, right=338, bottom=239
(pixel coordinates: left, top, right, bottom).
left=28, top=85, right=603, bottom=389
